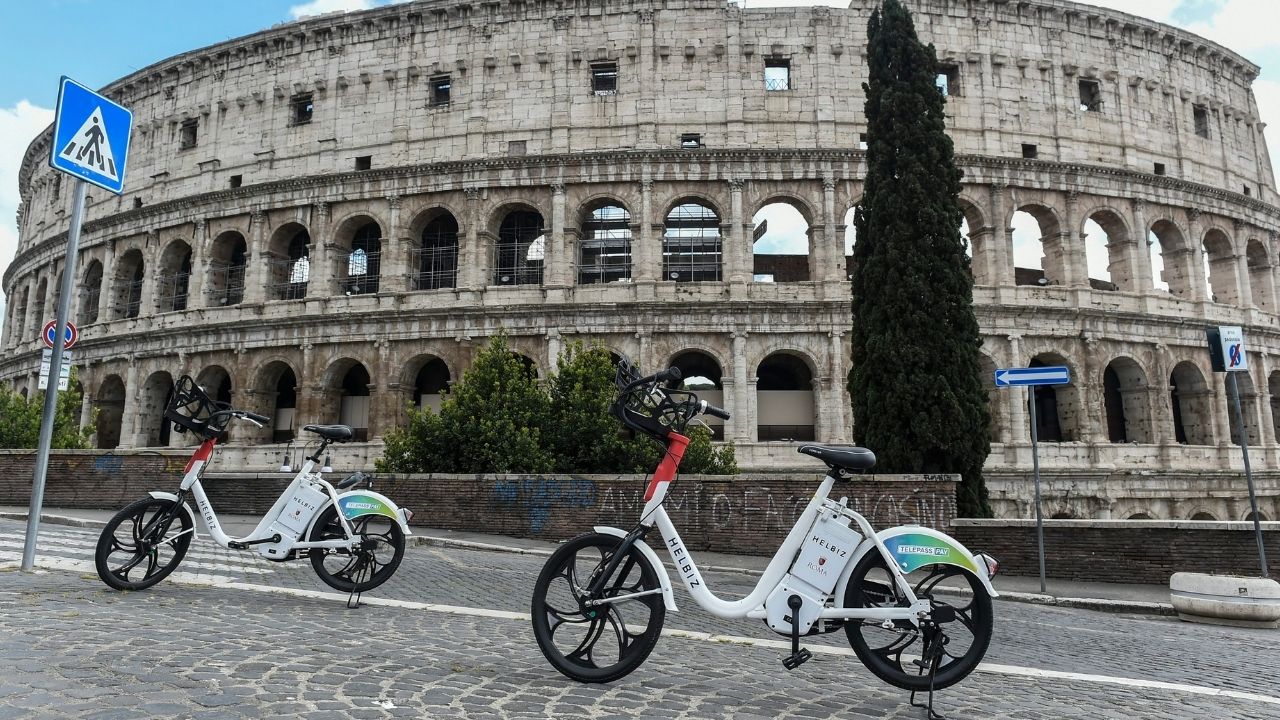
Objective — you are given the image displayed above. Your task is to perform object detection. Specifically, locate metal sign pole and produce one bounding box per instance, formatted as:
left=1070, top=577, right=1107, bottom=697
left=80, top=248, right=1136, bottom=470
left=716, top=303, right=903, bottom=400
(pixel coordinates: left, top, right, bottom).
left=1028, top=386, right=1047, bottom=594
left=1226, top=371, right=1269, bottom=578
left=21, top=179, right=86, bottom=571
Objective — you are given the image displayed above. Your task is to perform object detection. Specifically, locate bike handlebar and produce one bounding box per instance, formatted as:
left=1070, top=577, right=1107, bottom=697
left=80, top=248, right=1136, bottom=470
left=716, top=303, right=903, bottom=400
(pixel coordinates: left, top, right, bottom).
left=700, top=401, right=731, bottom=421
left=207, top=409, right=271, bottom=428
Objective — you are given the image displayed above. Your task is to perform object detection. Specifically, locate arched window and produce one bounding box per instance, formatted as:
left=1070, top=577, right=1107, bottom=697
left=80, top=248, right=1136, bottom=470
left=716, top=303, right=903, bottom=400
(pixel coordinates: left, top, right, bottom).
left=663, top=203, right=721, bottom=282
left=579, top=205, right=632, bottom=284
left=339, top=364, right=371, bottom=440
left=95, top=375, right=127, bottom=449
left=141, top=372, right=175, bottom=447
left=414, top=213, right=459, bottom=290
left=671, top=351, right=725, bottom=439
left=81, top=260, right=103, bottom=323
left=1103, top=359, right=1151, bottom=443
left=157, top=241, right=193, bottom=313
left=751, top=202, right=810, bottom=282
left=208, top=232, right=247, bottom=307
left=756, top=353, right=815, bottom=441
left=342, top=222, right=382, bottom=295
left=1170, top=362, right=1213, bottom=445
left=414, top=358, right=451, bottom=412
left=495, top=210, right=545, bottom=286
left=268, top=226, right=310, bottom=301
left=112, top=249, right=145, bottom=319
left=1202, top=229, right=1239, bottom=305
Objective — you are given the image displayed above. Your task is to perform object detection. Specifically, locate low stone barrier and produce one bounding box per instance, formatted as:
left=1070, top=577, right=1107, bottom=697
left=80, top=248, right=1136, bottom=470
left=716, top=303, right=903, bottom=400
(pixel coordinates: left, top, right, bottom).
left=951, top=518, right=1280, bottom=584
left=0, top=449, right=958, bottom=556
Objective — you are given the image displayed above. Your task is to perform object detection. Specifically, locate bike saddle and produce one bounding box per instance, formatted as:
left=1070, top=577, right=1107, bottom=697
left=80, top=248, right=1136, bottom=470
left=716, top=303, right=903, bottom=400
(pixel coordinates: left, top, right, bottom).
left=798, top=444, right=877, bottom=472
left=302, top=424, right=355, bottom=442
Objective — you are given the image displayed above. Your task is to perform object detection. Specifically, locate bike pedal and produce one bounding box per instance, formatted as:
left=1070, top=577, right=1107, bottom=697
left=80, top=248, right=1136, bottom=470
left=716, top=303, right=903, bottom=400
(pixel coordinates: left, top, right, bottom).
left=782, top=648, right=812, bottom=670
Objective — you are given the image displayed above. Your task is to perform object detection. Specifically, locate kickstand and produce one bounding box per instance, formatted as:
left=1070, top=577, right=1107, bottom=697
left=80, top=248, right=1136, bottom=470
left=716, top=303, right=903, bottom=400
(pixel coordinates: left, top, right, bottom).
left=345, top=548, right=374, bottom=610
left=908, top=622, right=948, bottom=720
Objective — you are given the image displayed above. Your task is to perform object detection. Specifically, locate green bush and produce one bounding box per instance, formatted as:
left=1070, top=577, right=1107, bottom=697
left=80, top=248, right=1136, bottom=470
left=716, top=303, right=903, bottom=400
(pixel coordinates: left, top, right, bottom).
left=378, top=334, right=552, bottom=473
left=377, top=338, right=737, bottom=476
left=0, top=373, right=94, bottom=450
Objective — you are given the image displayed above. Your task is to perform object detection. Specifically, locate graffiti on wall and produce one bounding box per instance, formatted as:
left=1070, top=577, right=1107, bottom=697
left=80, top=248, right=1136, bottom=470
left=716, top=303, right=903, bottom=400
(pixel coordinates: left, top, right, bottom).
left=492, top=477, right=599, bottom=532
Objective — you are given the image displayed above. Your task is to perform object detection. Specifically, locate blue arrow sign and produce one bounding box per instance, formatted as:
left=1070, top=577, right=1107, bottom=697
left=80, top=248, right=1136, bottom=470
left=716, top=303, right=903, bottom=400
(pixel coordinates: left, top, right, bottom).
left=995, top=366, right=1070, bottom=387
left=49, top=77, right=132, bottom=195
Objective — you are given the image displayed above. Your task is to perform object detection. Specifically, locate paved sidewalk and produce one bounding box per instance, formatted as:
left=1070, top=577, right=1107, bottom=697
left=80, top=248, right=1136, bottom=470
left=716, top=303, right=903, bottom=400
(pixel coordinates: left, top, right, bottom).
left=1, top=504, right=1175, bottom=615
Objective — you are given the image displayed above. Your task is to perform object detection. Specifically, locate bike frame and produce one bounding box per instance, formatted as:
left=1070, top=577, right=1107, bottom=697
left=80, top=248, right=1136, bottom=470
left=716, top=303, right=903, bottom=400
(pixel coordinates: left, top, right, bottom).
left=171, top=437, right=360, bottom=552
left=610, top=430, right=994, bottom=626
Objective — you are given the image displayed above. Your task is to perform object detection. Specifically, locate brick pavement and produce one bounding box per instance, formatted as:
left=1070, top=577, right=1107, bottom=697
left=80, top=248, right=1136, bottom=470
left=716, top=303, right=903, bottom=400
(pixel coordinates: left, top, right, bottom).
left=1, top=519, right=1278, bottom=719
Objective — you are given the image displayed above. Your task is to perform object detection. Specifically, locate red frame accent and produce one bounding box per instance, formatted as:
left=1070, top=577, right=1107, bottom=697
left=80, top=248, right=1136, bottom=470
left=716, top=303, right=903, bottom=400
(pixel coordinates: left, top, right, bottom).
left=643, top=431, right=690, bottom=501
left=183, top=438, right=217, bottom=474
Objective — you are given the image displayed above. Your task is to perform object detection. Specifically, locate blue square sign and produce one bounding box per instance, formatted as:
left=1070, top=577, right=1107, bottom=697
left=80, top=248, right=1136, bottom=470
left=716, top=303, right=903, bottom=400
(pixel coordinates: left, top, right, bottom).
left=48, top=76, right=132, bottom=195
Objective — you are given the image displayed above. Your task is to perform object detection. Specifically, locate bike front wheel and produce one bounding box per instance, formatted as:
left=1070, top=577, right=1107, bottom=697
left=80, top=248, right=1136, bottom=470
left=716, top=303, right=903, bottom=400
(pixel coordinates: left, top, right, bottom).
left=530, top=532, right=666, bottom=684
left=843, top=552, right=993, bottom=691
left=307, top=506, right=405, bottom=593
left=94, top=497, right=194, bottom=591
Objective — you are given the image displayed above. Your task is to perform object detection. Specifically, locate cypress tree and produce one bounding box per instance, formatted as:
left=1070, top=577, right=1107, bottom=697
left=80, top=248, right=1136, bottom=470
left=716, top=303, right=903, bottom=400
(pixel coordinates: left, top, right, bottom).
left=850, top=0, right=992, bottom=517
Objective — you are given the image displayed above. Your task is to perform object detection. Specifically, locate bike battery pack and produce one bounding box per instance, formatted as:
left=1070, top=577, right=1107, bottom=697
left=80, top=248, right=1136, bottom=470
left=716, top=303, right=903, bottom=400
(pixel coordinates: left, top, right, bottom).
left=274, top=482, right=328, bottom=537
left=766, top=509, right=864, bottom=634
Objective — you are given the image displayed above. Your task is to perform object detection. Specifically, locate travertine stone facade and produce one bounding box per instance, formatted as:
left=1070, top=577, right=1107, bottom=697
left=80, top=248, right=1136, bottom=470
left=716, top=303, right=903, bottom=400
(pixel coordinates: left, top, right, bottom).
left=4, top=0, right=1280, bottom=520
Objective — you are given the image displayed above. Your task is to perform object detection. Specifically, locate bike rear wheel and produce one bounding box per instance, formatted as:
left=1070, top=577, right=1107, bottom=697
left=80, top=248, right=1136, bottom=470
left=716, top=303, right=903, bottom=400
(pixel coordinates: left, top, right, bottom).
left=531, top=532, right=666, bottom=683
left=94, top=497, right=194, bottom=591
left=843, top=552, right=993, bottom=691
left=307, top=506, right=405, bottom=593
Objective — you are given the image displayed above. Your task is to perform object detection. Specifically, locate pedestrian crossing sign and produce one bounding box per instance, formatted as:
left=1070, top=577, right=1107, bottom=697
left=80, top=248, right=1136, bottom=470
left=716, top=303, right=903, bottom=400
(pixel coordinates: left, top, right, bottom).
left=48, top=76, right=132, bottom=195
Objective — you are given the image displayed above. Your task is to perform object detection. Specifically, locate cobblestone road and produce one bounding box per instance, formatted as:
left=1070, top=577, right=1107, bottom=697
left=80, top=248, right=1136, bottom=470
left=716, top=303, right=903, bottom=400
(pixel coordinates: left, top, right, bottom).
left=2, top=519, right=1278, bottom=719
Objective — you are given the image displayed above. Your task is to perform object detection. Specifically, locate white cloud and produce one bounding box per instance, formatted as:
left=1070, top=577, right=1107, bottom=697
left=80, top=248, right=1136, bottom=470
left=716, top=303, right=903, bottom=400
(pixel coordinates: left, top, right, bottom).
left=1076, top=0, right=1180, bottom=24
left=1182, top=0, right=1280, bottom=55
left=289, top=0, right=372, bottom=20
left=0, top=100, right=54, bottom=320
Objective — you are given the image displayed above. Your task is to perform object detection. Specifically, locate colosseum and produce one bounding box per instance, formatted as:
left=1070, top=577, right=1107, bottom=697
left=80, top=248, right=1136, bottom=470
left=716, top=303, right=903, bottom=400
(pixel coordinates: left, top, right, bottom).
left=4, top=0, right=1279, bottom=521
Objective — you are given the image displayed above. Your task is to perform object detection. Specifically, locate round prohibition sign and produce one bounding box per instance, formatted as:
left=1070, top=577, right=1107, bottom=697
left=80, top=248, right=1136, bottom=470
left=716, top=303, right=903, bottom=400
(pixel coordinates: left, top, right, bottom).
left=42, top=320, right=78, bottom=350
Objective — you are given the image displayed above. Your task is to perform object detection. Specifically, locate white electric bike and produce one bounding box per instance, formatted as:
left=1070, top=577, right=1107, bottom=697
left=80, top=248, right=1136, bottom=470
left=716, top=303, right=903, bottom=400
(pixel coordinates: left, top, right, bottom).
left=531, top=359, right=999, bottom=717
left=94, top=375, right=413, bottom=598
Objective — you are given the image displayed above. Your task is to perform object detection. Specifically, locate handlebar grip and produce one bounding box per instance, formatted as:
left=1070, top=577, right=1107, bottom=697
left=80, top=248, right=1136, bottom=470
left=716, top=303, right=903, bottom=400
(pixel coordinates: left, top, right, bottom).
left=655, top=366, right=683, bottom=385
left=702, top=402, right=731, bottom=421
left=244, top=412, right=270, bottom=424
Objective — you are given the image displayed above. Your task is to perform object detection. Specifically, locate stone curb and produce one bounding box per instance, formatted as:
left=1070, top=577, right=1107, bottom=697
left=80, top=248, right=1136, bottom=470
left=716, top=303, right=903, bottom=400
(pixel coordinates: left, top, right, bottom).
left=4, top=511, right=1175, bottom=616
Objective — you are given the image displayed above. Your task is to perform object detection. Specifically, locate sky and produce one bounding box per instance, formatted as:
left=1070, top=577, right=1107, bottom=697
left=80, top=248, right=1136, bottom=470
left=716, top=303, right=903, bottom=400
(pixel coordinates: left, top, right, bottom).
left=2, top=0, right=1279, bottom=305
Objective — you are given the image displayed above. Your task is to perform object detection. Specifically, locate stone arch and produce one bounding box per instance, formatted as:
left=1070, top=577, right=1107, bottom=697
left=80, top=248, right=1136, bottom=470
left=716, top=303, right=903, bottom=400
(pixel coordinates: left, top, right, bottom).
left=1010, top=203, right=1063, bottom=286
left=1202, top=227, right=1240, bottom=305
left=139, top=370, right=175, bottom=447
left=1027, top=352, right=1080, bottom=441
left=156, top=239, right=193, bottom=313
left=956, top=196, right=983, bottom=277
left=332, top=214, right=383, bottom=295
left=1081, top=207, right=1130, bottom=291
left=1148, top=218, right=1193, bottom=296
left=490, top=203, right=546, bottom=286
left=1243, top=510, right=1270, bottom=521
left=752, top=198, right=812, bottom=282
left=409, top=207, right=460, bottom=291
left=756, top=351, right=816, bottom=441
left=578, top=198, right=633, bottom=285
left=1226, top=369, right=1261, bottom=446
left=1170, top=361, right=1214, bottom=445
left=1102, top=356, right=1152, bottom=443
left=32, top=277, right=47, bottom=335
left=320, top=357, right=372, bottom=440
left=670, top=349, right=726, bottom=439
left=251, top=359, right=299, bottom=442
left=10, top=285, right=29, bottom=345
left=1188, top=510, right=1218, bottom=521
left=266, top=222, right=311, bottom=301
left=663, top=199, right=722, bottom=283
left=80, top=259, right=103, bottom=323
left=1126, top=512, right=1154, bottom=520
left=977, top=351, right=1002, bottom=442
left=1245, top=238, right=1275, bottom=311
left=405, top=354, right=452, bottom=412
left=1269, top=370, right=1280, bottom=444
left=95, top=374, right=126, bottom=449
left=207, top=230, right=247, bottom=307
left=112, top=248, right=145, bottom=320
